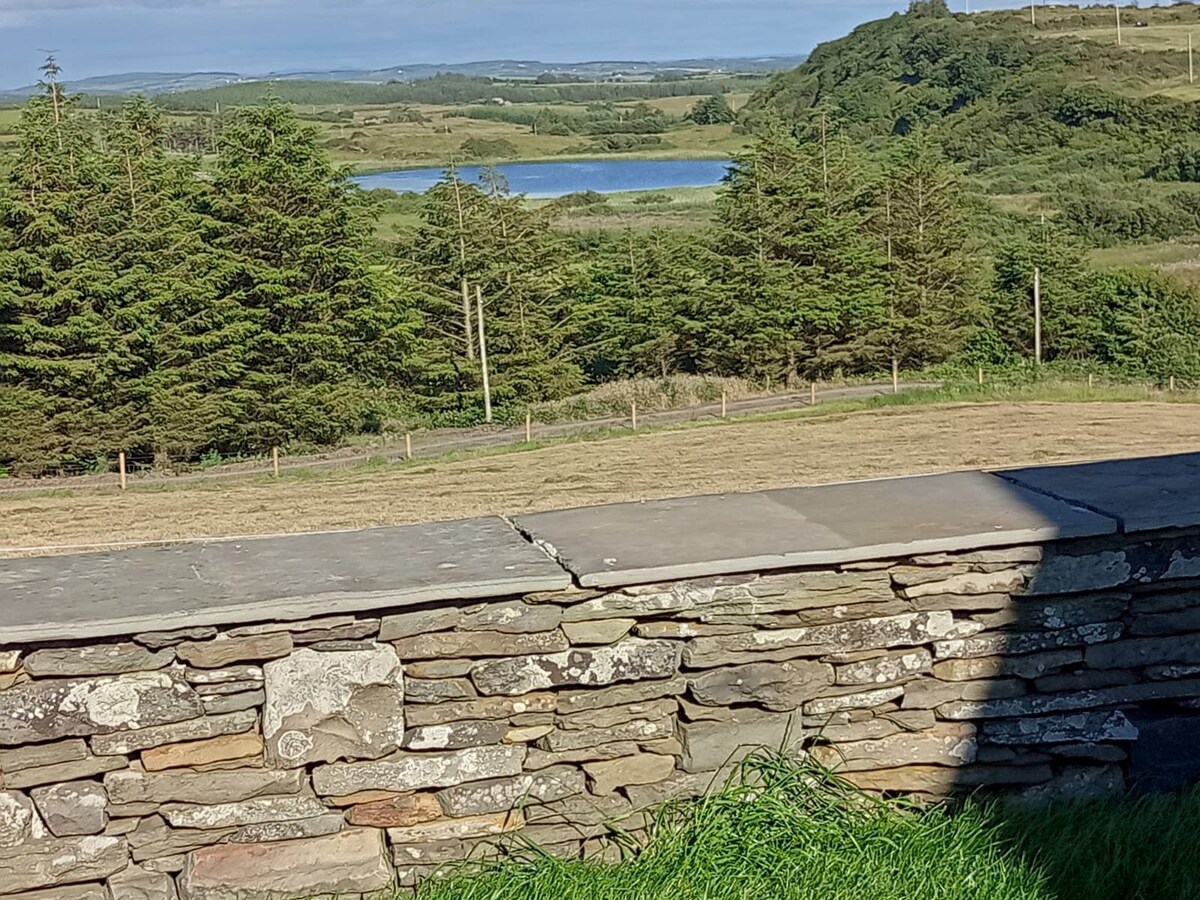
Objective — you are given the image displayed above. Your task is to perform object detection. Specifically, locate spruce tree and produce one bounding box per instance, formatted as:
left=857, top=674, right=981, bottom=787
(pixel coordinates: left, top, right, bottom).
left=871, top=137, right=981, bottom=371
left=207, top=96, right=412, bottom=449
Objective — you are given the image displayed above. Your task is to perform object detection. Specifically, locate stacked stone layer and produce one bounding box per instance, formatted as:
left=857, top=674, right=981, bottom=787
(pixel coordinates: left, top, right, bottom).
left=2, top=529, right=1200, bottom=897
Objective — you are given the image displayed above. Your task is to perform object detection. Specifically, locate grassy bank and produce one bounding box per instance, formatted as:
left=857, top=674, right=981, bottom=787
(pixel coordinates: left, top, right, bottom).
left=403, top=753, right=1200, bottom=900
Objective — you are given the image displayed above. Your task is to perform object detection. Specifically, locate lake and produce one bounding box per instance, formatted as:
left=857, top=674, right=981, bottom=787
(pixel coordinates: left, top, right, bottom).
left=354, top=158, right=731, bottom=198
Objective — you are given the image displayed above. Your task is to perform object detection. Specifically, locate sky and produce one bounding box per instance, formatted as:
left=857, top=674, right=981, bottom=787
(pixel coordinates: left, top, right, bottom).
left=0, top=0, right=1171, bottom=89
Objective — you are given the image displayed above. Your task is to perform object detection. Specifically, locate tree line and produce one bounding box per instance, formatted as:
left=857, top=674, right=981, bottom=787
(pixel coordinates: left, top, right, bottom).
left=4, top=66, right=1199, bottom=475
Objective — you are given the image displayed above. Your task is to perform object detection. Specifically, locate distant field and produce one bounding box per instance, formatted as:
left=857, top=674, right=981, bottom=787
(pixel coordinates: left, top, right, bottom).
left=316, top=96, right=748, bottom=172
left=1092, top=237, right=1200, bottom=285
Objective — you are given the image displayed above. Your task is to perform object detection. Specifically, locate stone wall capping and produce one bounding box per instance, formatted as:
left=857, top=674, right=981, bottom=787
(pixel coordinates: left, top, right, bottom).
left=515, top=469, right=1119, bottom=589
left=0, top=517, right=570, bottom=644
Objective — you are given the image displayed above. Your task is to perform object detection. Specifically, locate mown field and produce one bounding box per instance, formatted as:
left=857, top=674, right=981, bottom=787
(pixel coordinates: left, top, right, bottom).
left=5, top=392, right=1200, bottom=555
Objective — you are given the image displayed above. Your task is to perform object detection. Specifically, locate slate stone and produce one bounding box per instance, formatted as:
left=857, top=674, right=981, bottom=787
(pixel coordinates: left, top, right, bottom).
left=263, top=645, right=405, bottom=768
left=934, top=622, right=1124, bottom=660
left=0, top=672, right=202, bottom=746
left=160, top=795, right=329, bottom=829
left=689, top=661, right=833, bottom=711
left=177, top=827, right=391, bottom=900
left=0, top=754, right=127, bottom=791
left=393, top=630, right=569, bottom=661
left=537, top=716, right=676, bottom=752
left=980, top=710, right=1139, bottom=745
left=347, top=793, right=442, bottom=828
left=811, top=723, right=977, bottom=772
left=105, top=863, right=178, bottom=900
left=939, top=679, right=1200, bottom=720
left=177, top=634, right=293, bottom=670
left=802, top=686, right=905, bottom=715
left=141, top=732, right=263, bottom=772
left=312, top=745, right=526, bottom=796
left=901, top=569, right=1030, bottom=599
left=378, top=607, right=462, bottom=642
left=459, top=601, right=563, bottom=634
left=557, top=698, right=677, bottom=731
left=104, top=767, right=305, bottom=805
left=91, top=710, right=258, bottom=756
left=471, top=639, right=680, bottom=696
left=683, top=612, right=961, bottom=669
left=930, top=650, right=1082, bottom=682
left=386, top=811, right=523, bottom=844
left=200, top=690, right=264, bottom=715
left=227, top=814, right=345, bottom=843
left=0, top=739, right=87, bottom=773
left=835, top=649, right=932, bottom=686
left=584, top=754, right=675, bottom=796
left=405, top=693, right=557, bottom=727
left=1010, top=765, right=1125, bottom=805
left=29, top=781, right=108, bottom=836
left=404, top=720, right=509, bottom=751
left=1086, top=633, right=1200, bottom=670
left=844, top=763, right=1052, bottom=795
left=0, top=835, right=126, bottom=895
left=562, top=619, right=637, bottom=645
left=678, top=708, right=799, bottom=773
left=0, top=792, right=47, bottom=848
left=23, top=644, right=173, bottom=678
left=556, top=677, right=687, bottom=715
left=901, top=678, right=1026, bottom=710
left=437, top=766, right=585, bottom=817
left=405, top=677, right=476, bottom=704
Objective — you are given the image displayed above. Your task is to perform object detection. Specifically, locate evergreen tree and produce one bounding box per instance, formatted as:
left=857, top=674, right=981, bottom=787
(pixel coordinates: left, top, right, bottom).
left=707, top=126, right=885, bottom=380
left=687, top=94, right=737, bottom=126
left=0, top=58, right=126, bottom=472
left=871, top=137, right=981, bottom=371
left=207, top=96, right=413, bottom=449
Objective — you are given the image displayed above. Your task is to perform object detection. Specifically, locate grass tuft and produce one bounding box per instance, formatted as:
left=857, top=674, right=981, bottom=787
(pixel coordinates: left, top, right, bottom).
left=408, top=753, right=1048, bottom=900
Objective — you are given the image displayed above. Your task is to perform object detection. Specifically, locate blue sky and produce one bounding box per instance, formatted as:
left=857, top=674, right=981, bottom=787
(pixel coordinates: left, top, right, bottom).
left=0, top=0, right=1169, bottom=89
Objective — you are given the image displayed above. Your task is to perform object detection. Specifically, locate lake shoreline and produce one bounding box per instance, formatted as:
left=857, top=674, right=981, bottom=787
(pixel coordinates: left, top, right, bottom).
left=349, top=149, right=736, bottom=177
left=354, top=157, right=732, bottom=198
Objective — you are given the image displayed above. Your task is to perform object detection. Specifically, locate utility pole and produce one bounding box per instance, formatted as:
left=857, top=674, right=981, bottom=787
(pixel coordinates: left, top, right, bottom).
left=1031, top=2, right=1036, bottom=27
left=1034, top=267, right=1043, bottom=366
left=1116, top=3, right=1122, bottom=47
left=476, top=285, right=493, bottom=424
left=1190, top=33, right=1195, bottom=85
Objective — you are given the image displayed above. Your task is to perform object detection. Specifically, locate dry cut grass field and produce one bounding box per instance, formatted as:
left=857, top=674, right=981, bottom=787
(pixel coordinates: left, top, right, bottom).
left=3, top=401, right=1199, bottom=556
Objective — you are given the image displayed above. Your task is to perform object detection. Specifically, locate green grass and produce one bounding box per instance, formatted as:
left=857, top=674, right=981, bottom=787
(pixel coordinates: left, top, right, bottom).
left=412, top=754, right=1048, bottom=900
left=397, top=751, right=1200, bottom=900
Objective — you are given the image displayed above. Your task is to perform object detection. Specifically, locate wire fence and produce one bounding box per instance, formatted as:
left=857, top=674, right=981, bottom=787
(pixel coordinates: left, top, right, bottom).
left=0, top=381, right=935, bottom=497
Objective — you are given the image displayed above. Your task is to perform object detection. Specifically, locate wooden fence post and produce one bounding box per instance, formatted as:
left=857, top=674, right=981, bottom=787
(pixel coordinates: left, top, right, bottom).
left=1088, top=373, right=1094, bottom=390
left=272, top=447, right=280, bottom=477
left=978, top=366, right=984, bottom=386
left=405, top=433, right=413, bottom=461
left=721, top=391, right=728, bottom=419
left=118, top=452, right=127, bottom=491
left=810, top=383, right=817, bottom=406
left=1171, top=375, right=1177, bottom=392
left=526, top=411, right=532, bottom=443
left=631, top=400, right=638, bottom=431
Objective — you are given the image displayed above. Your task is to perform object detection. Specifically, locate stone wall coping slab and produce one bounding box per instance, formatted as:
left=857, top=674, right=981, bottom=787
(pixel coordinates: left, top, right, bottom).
left=999, top=452, right=1200, bottom=534
left=0, top=518, right=569, bottom=644
left=4, top=453, right=1198, bottom=643
left=516, top=470, right=1119, bottom=587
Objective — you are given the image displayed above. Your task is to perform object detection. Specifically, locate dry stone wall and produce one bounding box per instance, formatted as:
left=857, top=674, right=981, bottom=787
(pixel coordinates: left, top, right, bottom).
left=4, top=510, right=1200, bottom=895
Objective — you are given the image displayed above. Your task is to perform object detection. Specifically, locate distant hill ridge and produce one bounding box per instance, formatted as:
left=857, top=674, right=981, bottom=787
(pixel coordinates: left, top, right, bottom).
left=0, top=55, right=808, bottom=100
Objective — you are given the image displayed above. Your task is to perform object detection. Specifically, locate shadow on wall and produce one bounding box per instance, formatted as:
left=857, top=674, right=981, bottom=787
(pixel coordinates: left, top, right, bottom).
left=905, top=454, right=1200, bottom=898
